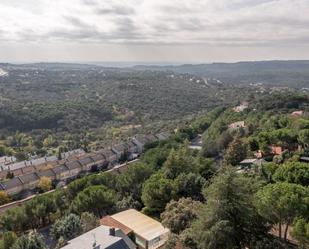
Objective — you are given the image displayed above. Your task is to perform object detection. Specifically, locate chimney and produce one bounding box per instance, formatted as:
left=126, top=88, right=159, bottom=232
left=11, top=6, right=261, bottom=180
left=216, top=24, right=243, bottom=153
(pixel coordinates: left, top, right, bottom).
left=109, top=227, right=115, bottom=236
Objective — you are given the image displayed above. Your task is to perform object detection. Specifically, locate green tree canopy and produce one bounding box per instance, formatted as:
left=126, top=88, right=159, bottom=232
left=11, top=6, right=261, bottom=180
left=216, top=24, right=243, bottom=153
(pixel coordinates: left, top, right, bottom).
left=273, top=162, right=309, bottom=186
left=161, top=198, right=201, bottom=234
left=70, top=185, right=118, bottom=217
left=12, top=231, right=46, bottom=249
left=141, top=173, right=176, bottom=213
left=190, top=167, right=269, bottom=249
left=256, top=182, right=309, bottom=241
left=51, top=213, right=82, bottom=241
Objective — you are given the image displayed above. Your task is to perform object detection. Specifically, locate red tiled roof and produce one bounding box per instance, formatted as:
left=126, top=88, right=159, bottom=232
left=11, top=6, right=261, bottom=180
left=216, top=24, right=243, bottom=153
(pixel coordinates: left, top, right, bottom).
left=100, top=215, right=132, bottom=235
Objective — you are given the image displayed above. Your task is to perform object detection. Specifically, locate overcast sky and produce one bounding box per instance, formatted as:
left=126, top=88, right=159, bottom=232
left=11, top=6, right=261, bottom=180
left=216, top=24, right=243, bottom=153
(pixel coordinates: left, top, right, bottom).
left=0, top=0, right=309, bottom=63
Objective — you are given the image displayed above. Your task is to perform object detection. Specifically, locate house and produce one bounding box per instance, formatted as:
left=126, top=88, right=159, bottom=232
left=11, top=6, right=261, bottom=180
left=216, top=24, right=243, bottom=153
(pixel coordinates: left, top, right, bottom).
left=234, top=102, right=249, bottom=112
left=90, top=153, right=108, bottom=170
left=61, top=149, right=85, bottom=160
left=291, top=110, right=304, bottom=117
left=300, top=156, right=309, bottom=163
left=1, top=177, right=24, bottom=195
left=271, top=146, right=283, bottom=155
left=65, top=160, right=83, bottom=178
left=100, top=216, right=133, bottom=235
left=52, top=164, right=71, bottom=181
left=112, top=143, right=128, bottom=160
left=60, top=225, right=136, bottom=249
left=254, top=150, right=263, bottom=159
left=127, top=141, right=139, bottom=154
left=108, top=209, right=170, bottom=249
left=154, top=132, right=170, bottom=141
left=189, top=134, right=203, bottom=150
left=132, top=135, right=149, bottom=153
left=37, top=169, right=56, bottom=181
left=239, top=159, right=266, bottom=169
left=145, top=134, right=158, bottom=144
left=19, top=173, right=40, bottom=190
left=11, top=168, right=24, bottom=177
left=228, top=121, right=245, bottom=131
left=21, top=166, right=36, bottom=175
left=101, top=149, right=118, bottom=167
left=78, top=156, right=95, bottom=172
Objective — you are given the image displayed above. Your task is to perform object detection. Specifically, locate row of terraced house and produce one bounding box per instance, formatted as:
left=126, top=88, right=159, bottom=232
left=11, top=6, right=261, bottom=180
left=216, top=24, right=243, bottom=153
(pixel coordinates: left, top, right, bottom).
left=0, top=133, right=169, bottom=196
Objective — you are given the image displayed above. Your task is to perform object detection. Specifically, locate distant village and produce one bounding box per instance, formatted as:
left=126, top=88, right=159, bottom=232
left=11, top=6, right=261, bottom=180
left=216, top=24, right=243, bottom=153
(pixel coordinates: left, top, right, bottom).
left=0, top=133, right=169, bottom=198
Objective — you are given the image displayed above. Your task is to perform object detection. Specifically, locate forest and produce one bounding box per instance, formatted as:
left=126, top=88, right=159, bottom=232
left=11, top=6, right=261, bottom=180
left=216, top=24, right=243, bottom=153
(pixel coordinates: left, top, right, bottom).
left=0, top=92, right=308, bottom=249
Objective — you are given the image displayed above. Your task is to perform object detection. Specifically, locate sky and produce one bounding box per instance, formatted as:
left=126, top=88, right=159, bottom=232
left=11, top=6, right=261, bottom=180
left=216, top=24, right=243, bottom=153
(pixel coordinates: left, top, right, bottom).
left=0, top=0, right=309, bottom=63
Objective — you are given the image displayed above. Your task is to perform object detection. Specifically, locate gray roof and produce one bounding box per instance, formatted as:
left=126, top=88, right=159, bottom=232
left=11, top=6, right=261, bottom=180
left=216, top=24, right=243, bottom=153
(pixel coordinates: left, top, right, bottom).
left=37, top=169, right=56, bottom=178
left=19, top=172, right=40, bottom=184
left=300, top=156, right=309, bottom=161
left=52, top=164, right=69, bottom=174
left=240, top=159, right=259, bottom=164
left=112, top=143, right=127, bottom=154
left=78, top=156, right=94, bottom=166
left=1, top=177, right=23, bottom=190
left=91, top=153, right=106, bottom=163
left=155, top=132, right=170, bottom=140
left=65, top=160, right=82, bottom=170
left=61, top=149, right=85, bottom=159
left=60, top=225, right=134, bottom=249
left=100, top=149, right=116, bottom=158
left=132, top=135, right=149, bottom=145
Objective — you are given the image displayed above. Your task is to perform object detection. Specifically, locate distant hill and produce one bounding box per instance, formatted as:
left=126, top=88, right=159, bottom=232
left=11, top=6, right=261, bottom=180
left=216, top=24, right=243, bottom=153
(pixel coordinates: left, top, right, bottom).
left=133, top=60, right=309, bottom=88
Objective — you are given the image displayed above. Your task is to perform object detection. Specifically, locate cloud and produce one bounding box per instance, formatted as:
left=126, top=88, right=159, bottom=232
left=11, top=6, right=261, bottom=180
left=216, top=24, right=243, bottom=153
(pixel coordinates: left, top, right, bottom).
left=0, top=0, right=308, bottom=47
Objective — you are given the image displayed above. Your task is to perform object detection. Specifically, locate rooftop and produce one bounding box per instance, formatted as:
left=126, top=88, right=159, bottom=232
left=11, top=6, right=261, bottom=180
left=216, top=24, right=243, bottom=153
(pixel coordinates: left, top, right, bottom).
left=100, top=216, right=133, bottom=235
left=60, top=225, right=134, bottom=249
left=111, top=209, right=169, bottom=241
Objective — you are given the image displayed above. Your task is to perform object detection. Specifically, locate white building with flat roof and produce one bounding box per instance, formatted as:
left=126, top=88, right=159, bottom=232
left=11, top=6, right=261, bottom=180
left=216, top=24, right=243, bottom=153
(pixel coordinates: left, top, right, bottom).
left=111, top=209, right=170, bottom=249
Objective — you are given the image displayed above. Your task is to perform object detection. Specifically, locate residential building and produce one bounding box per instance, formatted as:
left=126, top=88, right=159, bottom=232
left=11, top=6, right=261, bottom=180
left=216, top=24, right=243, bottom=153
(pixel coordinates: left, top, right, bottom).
left=291, top=110, right=304, bottom=117
left=65, top=160, right=83, bottom=178
left=1, top=177, right=24, bottom=195
left=78, top=156, right=95, bottom=171
left=112, top=143, right=128, bottom=160
left=37, top=169, right=56, bottom=181
left=106, top=209, right=170, bottom=249
left=239, top=159, right=266, bottom=169
left=60, top=225, right=136, bottom=249
left=52, top=164, right=71, bottom=181
left=228, top=121, right=246, bottom=131
left=271, top=146, right=283, bottom=155
left=19, top=172, right=40, bottom=189
left=90, top=153, right=108, bottom=170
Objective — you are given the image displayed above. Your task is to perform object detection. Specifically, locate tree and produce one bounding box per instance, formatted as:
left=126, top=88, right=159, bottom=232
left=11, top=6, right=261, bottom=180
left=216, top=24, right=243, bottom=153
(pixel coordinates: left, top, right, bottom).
left=2, top=231, right=17, bottom=249
left=116, top=195, right=142, bottom=211
left=174, top=173, right=206, bottom=201
left=0, top=191, right=11, bottom=205
left=80, top=212, right=99, bottom=232
left=256, top=182, right=309, bottom=241
left=43, top=135, right=56, bottom=148
left=141, top=173, right=176, bottom=213
left=298, top=129, right=309, bottom=148
left=12, top=231, right=46, bottom=249
left=70, top=185, right=118, bottom=217
left=163, top=143, right=194, bottom=179
left=51, top=213, right=82, bottom=241
left=37, top=177, right=52, bottom=192
left=14, top=151, right=28, bottom=162
left=292, top=218, right=309, bottom=248
left=116, top=162, right=153, bottom=198
left=224, top=137, right=247, bottom=166
left=190, top=167, right=269, bottom=249
left=273, top=162, right=309, bottom=186
left=161, top=198, right=200, bottom=234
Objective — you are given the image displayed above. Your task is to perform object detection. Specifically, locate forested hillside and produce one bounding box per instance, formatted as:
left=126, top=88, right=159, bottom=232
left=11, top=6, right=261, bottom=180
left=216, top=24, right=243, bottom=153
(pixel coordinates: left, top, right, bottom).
left=134, top=60, right=309, bottom=88
left=0, top=63, right=258, bottom=159
left=1, top=93, right=308, bottom=249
